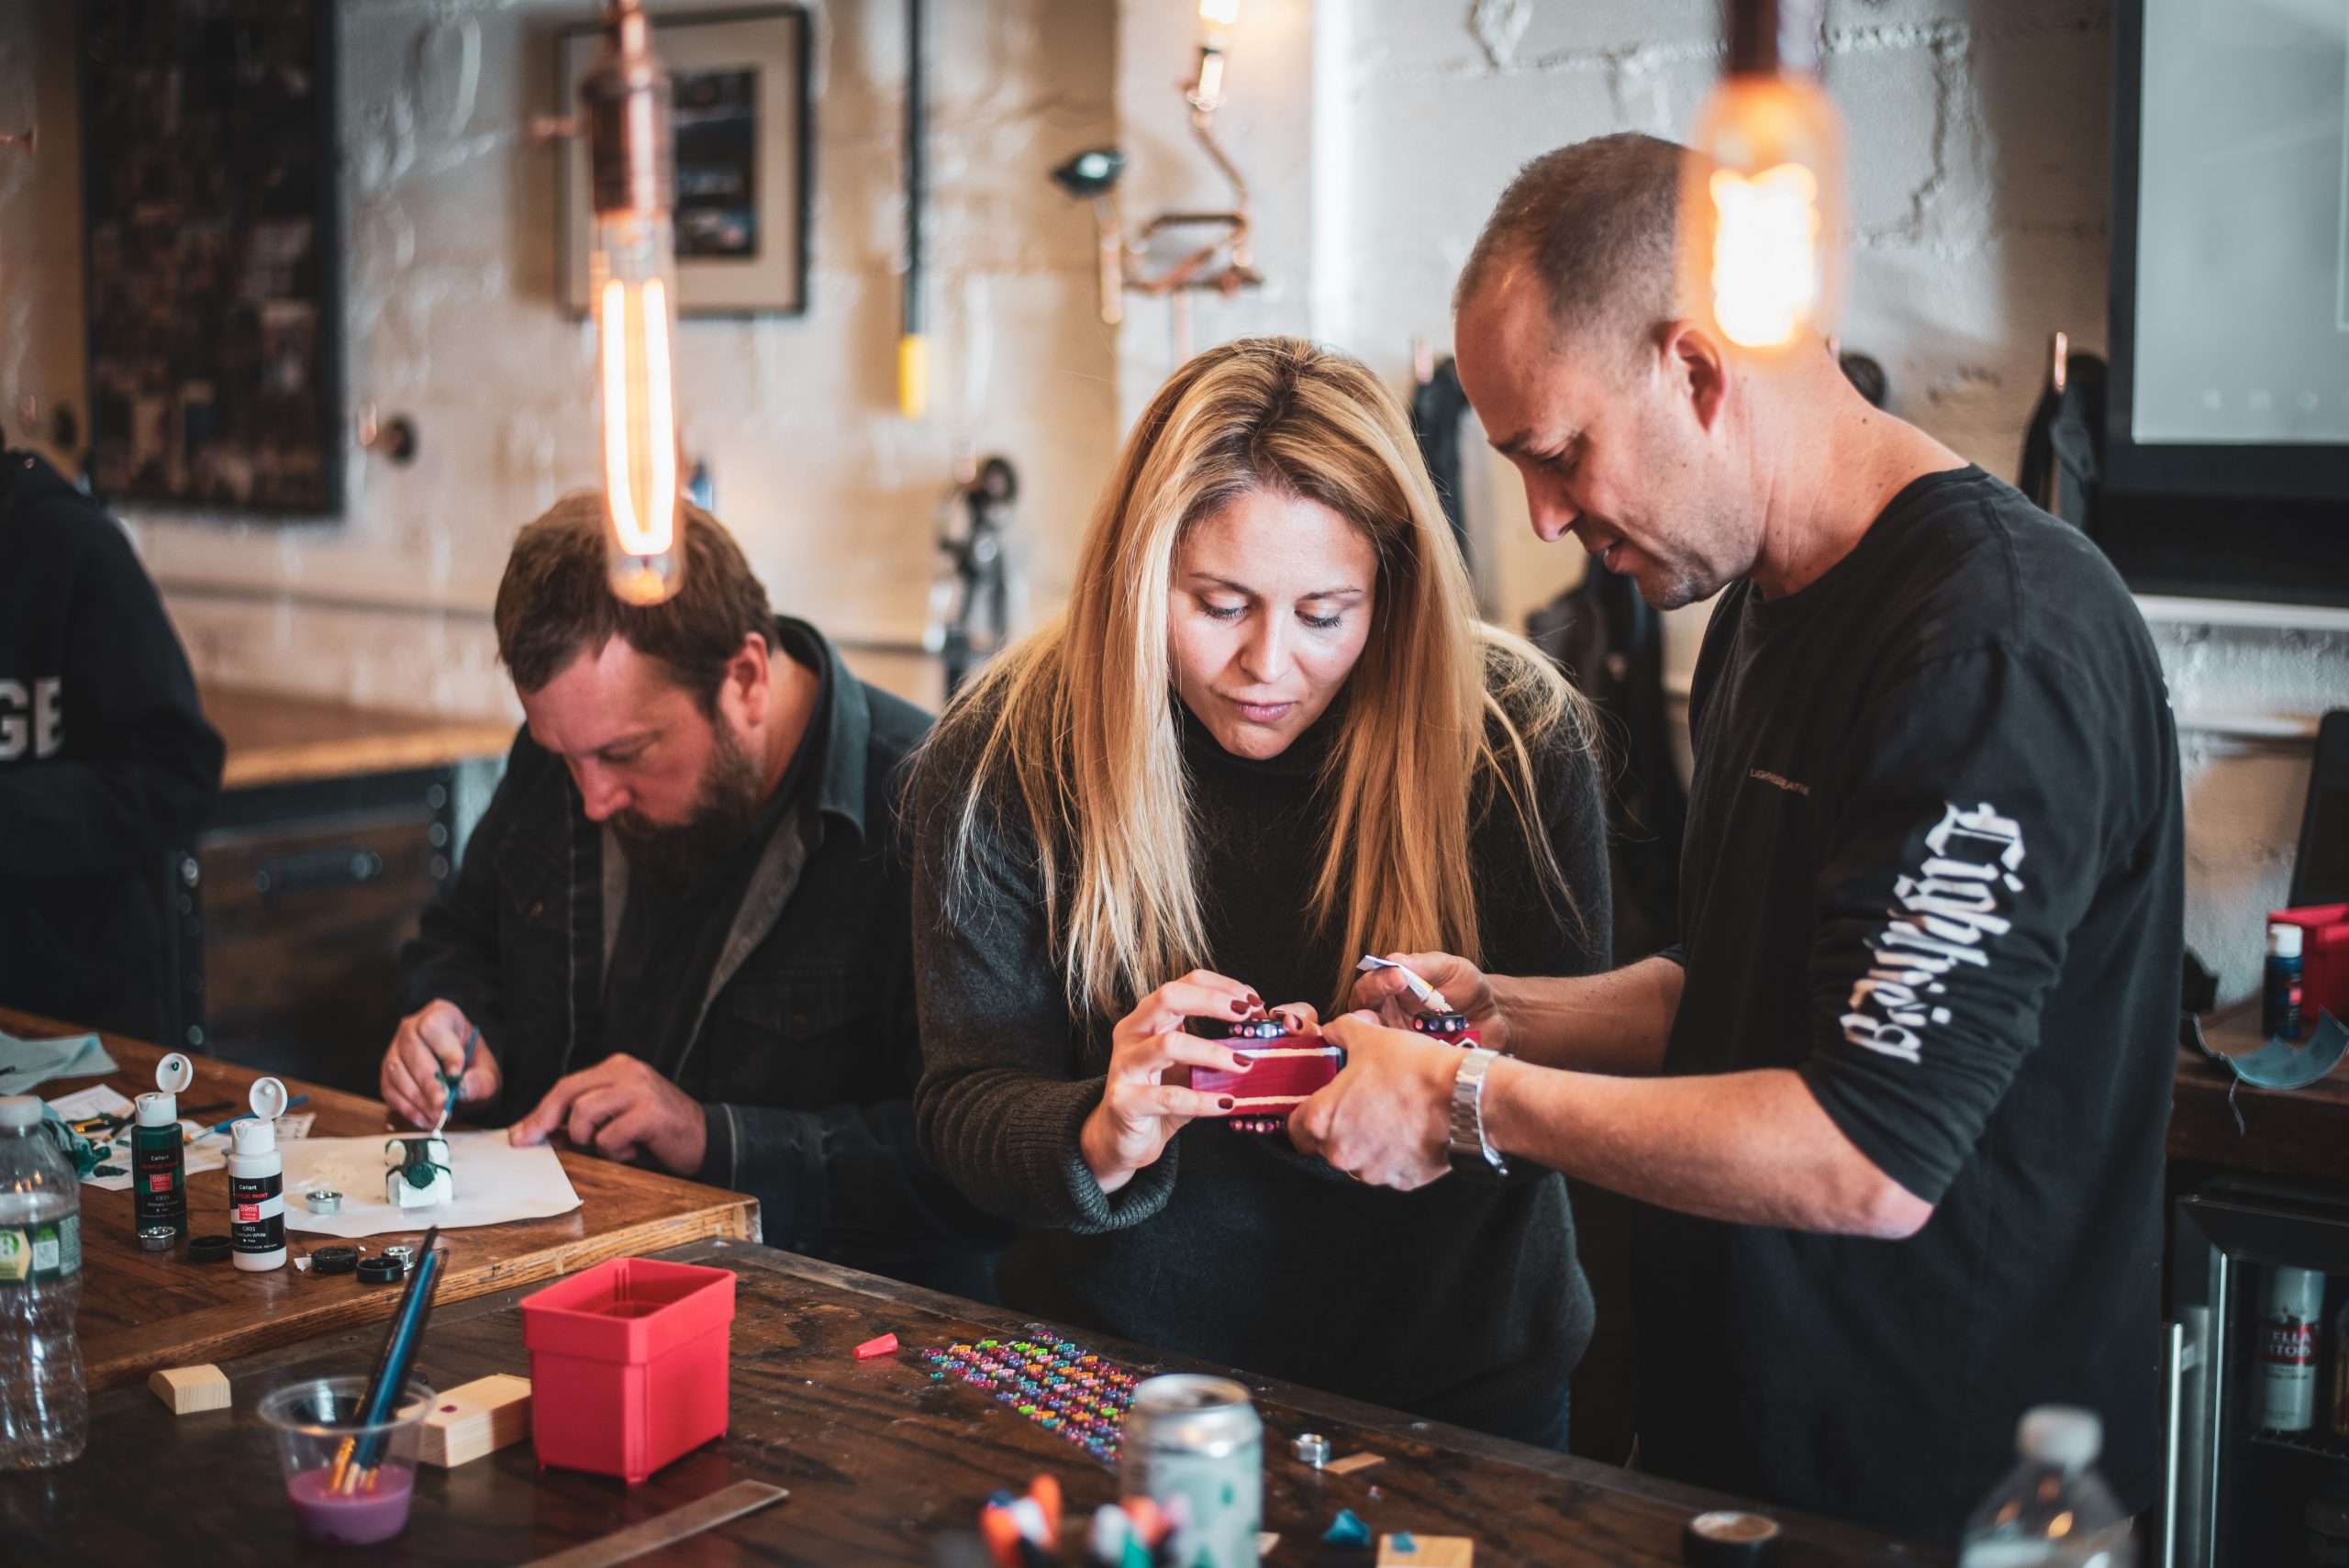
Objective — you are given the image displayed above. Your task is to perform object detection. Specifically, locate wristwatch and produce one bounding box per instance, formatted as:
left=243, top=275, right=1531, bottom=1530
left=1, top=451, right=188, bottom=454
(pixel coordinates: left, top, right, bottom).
left=1447, top=1048, right=1508, bottom=1176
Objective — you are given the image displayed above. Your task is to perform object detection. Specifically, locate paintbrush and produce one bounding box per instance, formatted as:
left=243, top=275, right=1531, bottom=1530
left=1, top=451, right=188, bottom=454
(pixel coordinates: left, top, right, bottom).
left=329, top=1226, right=446, bottom=1493
left=433, top=1027, right=479, bottom=1135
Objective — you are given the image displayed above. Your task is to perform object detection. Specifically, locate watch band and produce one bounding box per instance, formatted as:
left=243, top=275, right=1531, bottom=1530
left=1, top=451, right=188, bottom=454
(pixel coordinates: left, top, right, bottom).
left=1447, top=1048, right=1507, bottom=1175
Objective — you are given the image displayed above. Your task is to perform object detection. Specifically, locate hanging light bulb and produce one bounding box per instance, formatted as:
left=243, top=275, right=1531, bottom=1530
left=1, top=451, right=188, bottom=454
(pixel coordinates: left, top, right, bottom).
left=1680, top=0, right=1844, bottom=353
left=1193, top=0, right=1240, bottom=110
left=582, top=0, right=682, bottom=606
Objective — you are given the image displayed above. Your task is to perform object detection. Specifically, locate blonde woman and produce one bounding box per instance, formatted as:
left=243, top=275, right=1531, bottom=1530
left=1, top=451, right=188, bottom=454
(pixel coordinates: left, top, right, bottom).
left=909, top=337, right=1609, bottom=1445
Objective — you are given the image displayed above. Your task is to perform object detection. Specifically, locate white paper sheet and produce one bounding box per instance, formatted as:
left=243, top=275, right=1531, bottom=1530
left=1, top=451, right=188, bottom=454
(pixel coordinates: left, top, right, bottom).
left=280, top=1130, right=582, bottom=1238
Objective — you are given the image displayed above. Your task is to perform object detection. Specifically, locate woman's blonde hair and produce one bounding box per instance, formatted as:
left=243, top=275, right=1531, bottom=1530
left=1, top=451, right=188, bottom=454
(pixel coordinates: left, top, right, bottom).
left=933, top=335, right=1591, bottom=1019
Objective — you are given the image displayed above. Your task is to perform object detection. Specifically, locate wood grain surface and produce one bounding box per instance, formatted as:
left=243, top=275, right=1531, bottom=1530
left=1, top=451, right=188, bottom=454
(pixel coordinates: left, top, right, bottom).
left=2168, top=1001, right=2349, bottom=1183
left=0, top=1240, right=1943, bottom=1566
left=201, top=684, right=514, bottom=789
left=2, top=1008, right=759, bottom=1392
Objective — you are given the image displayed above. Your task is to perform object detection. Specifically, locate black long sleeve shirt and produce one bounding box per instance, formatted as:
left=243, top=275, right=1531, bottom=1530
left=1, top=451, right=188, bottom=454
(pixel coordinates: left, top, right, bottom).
left=912, top=667, right=1611, bottom=1444
left=1642, top=466, right=2182, bottom=1540
left=0, top=451, right=222, bottom=1039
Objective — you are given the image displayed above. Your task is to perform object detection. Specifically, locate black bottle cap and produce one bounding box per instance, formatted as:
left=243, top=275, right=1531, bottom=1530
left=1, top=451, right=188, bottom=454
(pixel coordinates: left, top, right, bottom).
left=310, top=1246, right=360, bottom=1276
left=187, top=1234, right=231, bottom=1262
left=357, top=1255, right=406, bottom=1284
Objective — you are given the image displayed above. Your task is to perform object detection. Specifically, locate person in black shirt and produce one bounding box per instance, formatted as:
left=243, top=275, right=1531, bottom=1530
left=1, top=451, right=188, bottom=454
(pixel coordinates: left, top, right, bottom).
left=384, top=494, right=999, bottom=1296
left=911, top=338, right=1611, bottom=1446
left=0, top=448, right=223, bottom=1040
left=1296, top=135, right=2182, bottom=1540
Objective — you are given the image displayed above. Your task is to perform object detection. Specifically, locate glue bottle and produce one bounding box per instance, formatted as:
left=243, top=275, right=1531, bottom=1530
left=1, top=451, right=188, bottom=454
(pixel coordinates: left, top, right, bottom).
left=131, top=1052, right=195, bottom=1240
left=227, top=1077, right=290, bottom=1273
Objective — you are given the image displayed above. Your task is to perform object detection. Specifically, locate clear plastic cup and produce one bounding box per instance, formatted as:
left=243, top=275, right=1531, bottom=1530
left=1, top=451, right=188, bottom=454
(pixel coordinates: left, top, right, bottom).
left=255, top=1376, right=434, bottom=1546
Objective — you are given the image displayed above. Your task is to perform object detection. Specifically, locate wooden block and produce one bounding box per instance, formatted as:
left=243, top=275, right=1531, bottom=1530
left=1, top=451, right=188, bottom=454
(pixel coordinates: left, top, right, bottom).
left=418, top=1373, right=532, bottom=1468
left=148, top=1364, right=230, bottom=1416
left=1378, top=1535, right=1473, bottom=1568
left=1324, top=1450, right=1386, bottom=1476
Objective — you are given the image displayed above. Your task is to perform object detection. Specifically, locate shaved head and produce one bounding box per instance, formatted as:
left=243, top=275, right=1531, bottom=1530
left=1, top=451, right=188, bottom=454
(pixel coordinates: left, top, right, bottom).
left=1454, top=132, right=1688, bottom=368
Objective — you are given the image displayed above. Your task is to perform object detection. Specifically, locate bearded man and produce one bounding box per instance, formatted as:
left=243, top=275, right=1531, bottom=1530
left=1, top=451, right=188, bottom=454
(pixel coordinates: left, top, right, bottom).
left=383, top=494, right=998, bottom=1296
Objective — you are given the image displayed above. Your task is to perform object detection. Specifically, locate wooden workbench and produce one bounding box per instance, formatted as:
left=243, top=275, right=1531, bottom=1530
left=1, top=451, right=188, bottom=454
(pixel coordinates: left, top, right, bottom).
left=2, top=1009, right=760, bottom=1393
left=201, top=684, right=517, bottom=791
left=1, top=1239, right=1941, bottom=1566
left=2168, top=1002, right=2349, bottom=1185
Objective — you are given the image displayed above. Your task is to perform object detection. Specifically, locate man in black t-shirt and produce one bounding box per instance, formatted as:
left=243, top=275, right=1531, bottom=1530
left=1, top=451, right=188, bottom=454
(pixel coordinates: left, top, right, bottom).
left=1291, top=134, right=2181, bottom=1541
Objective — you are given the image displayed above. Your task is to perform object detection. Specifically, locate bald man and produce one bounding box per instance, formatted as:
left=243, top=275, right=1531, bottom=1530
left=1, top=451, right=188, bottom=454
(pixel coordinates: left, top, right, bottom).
left=1293, top=134, right=2180, bottom=1540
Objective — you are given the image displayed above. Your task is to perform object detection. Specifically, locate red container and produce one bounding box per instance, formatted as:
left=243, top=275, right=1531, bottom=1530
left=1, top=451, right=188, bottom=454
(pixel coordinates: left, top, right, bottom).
left=519, top=1256, right=735, bottom=1484
left=2274, top=905, right=2349, bottom=1025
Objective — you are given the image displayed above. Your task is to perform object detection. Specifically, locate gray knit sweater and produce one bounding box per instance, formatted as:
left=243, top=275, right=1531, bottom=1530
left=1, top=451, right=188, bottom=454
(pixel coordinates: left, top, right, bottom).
left=909, top=681, right=1610, bottom=1442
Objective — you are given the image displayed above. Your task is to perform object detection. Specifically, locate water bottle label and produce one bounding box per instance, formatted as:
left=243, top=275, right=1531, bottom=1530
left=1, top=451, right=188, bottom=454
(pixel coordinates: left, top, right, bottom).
left=0, top=1217, right=81, bottom=1284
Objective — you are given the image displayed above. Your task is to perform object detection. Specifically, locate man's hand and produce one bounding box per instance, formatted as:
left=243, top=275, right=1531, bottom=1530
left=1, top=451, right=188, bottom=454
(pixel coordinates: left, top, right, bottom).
left=1348, top=951, right=1510, bottom=1056
left=1287, top=1011, right=1463, bottom=1191
left=381, top=1000, right=502, bottom=1129
left=509, top=1053, right=707, bottom=1173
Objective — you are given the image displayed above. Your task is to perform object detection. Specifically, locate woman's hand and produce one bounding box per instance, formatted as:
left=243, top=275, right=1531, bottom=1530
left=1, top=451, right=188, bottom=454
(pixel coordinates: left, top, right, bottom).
left=1080, top=969, right=1260, bottom=1195
left=1348, top=951, right=1509, bottom=1055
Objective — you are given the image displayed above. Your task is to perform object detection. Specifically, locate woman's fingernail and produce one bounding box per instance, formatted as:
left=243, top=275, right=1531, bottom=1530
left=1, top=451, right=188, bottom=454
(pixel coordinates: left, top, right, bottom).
left=1246, top=992, right=1263, bottom=1006
left=1219, top=1097, right=1235, bottom=1111
left=1230, top=999, right=1250, bottom=1014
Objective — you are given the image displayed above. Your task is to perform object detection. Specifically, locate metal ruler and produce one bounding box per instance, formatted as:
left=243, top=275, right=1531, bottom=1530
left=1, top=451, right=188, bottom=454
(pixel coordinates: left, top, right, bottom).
left=519, top=1481, right=790, bottom=1568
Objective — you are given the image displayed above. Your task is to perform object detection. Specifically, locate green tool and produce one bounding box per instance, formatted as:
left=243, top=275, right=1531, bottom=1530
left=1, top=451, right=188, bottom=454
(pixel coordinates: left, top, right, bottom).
left=434, top=1027, right=480, bottom=1134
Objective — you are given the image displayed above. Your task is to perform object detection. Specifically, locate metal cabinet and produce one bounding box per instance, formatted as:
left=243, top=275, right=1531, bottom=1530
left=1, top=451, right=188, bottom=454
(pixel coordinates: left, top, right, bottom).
left=2165, top=1181, right=2349, bottom=1567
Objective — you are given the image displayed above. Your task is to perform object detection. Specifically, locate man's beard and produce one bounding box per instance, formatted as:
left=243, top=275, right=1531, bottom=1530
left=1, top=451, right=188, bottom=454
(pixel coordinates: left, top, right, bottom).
left=610, top=726, right=770, bottom=898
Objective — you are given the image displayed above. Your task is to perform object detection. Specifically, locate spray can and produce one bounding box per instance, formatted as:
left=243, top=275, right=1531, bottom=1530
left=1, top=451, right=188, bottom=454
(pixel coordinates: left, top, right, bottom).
left=130, top=1052, right=194, bottom=1240
left=226, top=1077, right=289, bottom=1273
left=2260, top=1264, right=2324, bottom=1431
left=1121, top=1375, right=1263, bottom=1568
left=2266, top=922, right=2306, bottom=1040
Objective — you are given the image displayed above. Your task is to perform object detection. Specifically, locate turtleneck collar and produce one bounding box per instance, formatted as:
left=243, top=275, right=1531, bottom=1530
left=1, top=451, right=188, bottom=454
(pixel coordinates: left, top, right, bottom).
left=1174, top=687, right=1348, bottom=782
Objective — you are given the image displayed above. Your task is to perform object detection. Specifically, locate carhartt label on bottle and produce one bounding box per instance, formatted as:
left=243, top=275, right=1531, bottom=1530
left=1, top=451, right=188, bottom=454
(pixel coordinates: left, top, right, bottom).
left=0, top=1218, right=82, bottom=1284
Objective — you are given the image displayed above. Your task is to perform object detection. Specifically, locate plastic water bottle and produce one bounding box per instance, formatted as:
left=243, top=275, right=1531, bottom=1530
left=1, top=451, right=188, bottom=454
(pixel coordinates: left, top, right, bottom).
left=0, top=1095, right=87, bottom=1469
left=1958, top=1407, right=2135, bottom=1568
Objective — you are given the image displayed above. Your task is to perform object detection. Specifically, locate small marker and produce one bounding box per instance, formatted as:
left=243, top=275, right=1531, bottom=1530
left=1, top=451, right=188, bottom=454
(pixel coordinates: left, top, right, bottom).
left=854, top=1332, right=899, bottom=1360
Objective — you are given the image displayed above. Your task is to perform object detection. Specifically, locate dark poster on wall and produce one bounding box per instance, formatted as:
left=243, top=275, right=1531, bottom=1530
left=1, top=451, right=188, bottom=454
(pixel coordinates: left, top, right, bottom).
left=80, top=0, right=342, bottom=515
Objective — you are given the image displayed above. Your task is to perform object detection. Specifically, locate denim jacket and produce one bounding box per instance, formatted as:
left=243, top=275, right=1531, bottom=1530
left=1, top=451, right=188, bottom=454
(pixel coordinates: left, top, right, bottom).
left=398, top=618, right=999, bottom=1295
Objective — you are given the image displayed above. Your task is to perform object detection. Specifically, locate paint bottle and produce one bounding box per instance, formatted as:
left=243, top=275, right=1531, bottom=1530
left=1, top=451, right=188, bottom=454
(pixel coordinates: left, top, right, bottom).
left=2265, top=921, right=2305, bottom=1040
left=131, top=1052, right=194, bottom=1240
left=227, top=1077, right=289, bottom=1273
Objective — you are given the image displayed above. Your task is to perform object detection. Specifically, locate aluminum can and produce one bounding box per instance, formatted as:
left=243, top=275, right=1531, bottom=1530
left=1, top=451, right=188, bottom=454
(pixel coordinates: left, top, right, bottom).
left=2259, top=1264, right=2324, bottom=1430
left=1120, top=1374, right=1262, bottom=1566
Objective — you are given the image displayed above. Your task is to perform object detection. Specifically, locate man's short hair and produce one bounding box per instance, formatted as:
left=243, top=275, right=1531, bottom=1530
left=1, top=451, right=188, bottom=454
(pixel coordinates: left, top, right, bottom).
left=1454, top=132, right=1688, bottom=360
left=494, top=493, right=774, bottom=711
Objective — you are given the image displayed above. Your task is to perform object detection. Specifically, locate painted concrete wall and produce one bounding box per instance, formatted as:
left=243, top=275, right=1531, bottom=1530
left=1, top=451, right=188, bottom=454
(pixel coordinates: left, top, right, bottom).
left=2, top=0, right=2343, bottom=995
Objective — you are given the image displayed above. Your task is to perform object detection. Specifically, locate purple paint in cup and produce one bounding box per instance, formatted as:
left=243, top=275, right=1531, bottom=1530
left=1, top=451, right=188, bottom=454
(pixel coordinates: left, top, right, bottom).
left=256, top=1375, right=433, bottom=1546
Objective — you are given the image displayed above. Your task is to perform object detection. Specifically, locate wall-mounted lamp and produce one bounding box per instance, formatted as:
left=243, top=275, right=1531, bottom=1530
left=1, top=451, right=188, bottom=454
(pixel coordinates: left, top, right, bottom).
left=356, top=403, right=419, bottom=465
left=1049, top=0, right=1263, bottom=333
left=1681, top=0, right=1844, bottom=353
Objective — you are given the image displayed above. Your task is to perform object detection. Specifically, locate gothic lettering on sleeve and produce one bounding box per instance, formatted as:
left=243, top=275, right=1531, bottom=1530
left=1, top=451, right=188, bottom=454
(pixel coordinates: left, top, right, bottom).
left=1840, top=802, right=2027, bottom=1066
left=0, top=677, right=63, bottom=762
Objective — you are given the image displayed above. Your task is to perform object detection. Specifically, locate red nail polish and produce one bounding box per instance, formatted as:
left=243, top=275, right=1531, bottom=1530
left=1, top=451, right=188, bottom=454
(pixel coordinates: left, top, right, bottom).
left=1219, top=1097, right=1235, bottom=1110
left=1230, top=999, right=1249, bottom=1014
left=1247, top=993, right=1263, bottom=1006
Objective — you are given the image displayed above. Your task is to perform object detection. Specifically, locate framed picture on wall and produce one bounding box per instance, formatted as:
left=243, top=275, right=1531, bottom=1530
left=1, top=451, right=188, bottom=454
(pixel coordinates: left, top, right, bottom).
left=79, top=0, right=343, bottom=515
left=558, top=6, right=812, bottom=318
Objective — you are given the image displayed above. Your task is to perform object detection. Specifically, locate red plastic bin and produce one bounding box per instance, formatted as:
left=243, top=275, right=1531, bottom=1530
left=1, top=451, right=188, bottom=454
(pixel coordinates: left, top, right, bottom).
left=518, top=1256, right=735, bottom=1483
